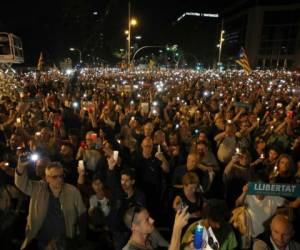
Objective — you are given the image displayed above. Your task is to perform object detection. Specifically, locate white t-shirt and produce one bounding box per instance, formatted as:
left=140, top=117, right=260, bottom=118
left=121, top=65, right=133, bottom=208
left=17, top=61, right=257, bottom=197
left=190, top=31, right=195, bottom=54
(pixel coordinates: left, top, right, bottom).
left=89, top=195, right=110, bottom=216
left=245, top=195, right=285, bottom=238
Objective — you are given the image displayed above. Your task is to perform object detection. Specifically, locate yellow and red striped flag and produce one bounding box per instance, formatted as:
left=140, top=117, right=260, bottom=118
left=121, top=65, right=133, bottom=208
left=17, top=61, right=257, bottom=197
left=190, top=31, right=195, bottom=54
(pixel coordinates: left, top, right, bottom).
left=236, top=47, right=251, bottom=74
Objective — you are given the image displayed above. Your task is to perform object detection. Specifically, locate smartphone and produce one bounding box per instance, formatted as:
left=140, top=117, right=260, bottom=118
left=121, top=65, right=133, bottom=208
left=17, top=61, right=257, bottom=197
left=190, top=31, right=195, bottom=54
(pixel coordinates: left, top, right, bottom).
left=78, top=160, right=85, bottom=171
left=179, top=200, right=186, bottom=210
left=113, top=150, right=119, bottom=161
left=30, top=153, right=39, bottom=162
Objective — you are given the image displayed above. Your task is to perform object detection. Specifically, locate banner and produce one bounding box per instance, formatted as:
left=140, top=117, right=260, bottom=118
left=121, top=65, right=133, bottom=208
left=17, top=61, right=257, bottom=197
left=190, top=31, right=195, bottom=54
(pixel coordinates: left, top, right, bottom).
left=247, top=182, right=300, bottom=197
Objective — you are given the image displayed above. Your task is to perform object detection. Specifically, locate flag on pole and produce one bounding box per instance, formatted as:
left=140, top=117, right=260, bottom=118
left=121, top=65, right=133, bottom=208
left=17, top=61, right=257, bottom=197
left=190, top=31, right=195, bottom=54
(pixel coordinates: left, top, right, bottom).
left=235, top=47, right=251, bottom=74
left=37, top=52, right=44, bottom=71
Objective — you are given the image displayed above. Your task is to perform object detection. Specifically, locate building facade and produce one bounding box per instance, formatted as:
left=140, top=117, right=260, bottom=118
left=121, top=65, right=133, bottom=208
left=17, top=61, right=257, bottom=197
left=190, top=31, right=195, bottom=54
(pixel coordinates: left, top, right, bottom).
left=222, top=0, right=300, bottom=69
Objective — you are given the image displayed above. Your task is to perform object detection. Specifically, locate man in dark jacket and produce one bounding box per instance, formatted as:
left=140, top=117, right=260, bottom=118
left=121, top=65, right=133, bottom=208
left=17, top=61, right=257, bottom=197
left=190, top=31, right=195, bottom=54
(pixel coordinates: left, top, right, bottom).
left=253, top=214, right=300, bottom=250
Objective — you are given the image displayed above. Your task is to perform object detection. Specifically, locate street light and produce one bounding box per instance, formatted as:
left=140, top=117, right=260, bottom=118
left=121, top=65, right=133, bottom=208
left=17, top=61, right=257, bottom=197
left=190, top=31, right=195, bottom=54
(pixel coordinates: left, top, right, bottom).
left=69, top=47, right=82, bottom=63
left=217, top=29, right=225, bottom=64
left=127, top=1, right=138, bottom=66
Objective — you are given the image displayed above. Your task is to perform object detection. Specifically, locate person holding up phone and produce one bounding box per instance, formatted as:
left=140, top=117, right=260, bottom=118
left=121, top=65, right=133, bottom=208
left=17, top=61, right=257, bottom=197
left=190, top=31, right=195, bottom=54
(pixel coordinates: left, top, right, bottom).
left=15, top=159, right=86, bottom=249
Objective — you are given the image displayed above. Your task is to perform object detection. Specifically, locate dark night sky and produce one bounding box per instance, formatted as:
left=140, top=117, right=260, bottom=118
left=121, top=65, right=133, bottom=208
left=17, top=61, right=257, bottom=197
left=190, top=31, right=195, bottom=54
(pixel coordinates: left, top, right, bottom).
left=0, top=0, right=226, bottom=66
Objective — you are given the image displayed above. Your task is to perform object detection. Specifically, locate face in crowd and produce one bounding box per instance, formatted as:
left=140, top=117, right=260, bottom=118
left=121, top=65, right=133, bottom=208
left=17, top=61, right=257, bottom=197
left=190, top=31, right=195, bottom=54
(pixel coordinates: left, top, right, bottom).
left=121, top=174, right=135, bottom=193
left=196, top=143, right=208, bottom=157
left=40, top=127, right=51, bottom=141
left=60, top=144, right=73, bottom=159
left=9, top=134, right=22, bottom=150
left=198, top=132, right=208, bottom=143
left=271, top=215, right=294, bottom=249
left=132, top=208, right=155, bottom=236
left=85, top=132, right=96, bottom=149
left=268, top=149, right=279, bottom=162
left=45, top=164, right=64, bottom=192
left=92, top=178, right=104, bottom=194
left=143, top=122, right=154, bottom=137
left=186, top=153, right=199, bottom=171
left=277, top=155, right=292, bottom=176
left=141, top=137, right=153, bottom=158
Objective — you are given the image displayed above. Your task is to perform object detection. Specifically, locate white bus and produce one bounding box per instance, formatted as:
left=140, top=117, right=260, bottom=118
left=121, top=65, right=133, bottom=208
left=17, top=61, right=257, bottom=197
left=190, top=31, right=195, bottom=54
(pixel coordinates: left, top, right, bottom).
left=0, top=32, right=24, bottom=64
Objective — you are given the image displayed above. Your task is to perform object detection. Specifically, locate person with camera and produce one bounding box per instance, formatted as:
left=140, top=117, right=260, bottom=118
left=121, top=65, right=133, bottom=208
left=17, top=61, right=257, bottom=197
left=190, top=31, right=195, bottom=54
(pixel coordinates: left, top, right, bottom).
left=15, top=157, right=86, bottom=249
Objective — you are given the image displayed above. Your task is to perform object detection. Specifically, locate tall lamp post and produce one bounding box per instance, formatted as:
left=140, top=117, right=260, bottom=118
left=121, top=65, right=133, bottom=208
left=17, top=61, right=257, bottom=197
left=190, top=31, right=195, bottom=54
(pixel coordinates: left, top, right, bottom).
left=69, top=47, right=82, bottom=63
left=127, top=1, right=137, bottom=66
left=217, top=29, right=225, bottom=65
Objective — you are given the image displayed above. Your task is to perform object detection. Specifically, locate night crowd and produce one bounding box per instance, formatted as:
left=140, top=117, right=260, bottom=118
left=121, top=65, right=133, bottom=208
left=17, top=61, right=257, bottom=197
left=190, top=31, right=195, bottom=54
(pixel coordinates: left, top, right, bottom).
left=0, top=67, right=300, bottom=250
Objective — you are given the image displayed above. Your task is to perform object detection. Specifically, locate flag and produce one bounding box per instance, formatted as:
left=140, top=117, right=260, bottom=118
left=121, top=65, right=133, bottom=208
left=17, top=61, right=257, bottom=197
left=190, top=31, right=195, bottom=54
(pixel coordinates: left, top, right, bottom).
left=235, top=47, right=251, bottom=74
left=37, top=52, right=44, bottom=71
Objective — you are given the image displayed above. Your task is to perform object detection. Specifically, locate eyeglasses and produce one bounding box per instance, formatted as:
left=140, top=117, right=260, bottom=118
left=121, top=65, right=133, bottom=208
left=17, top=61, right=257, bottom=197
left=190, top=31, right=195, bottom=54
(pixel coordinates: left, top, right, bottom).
left=47, top=174, right=64, bottom=179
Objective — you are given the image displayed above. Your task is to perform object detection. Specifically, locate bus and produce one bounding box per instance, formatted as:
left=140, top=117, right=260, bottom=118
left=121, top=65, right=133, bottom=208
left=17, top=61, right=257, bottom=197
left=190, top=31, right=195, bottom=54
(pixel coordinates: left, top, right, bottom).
left=0, top=32, right=24, bottom=64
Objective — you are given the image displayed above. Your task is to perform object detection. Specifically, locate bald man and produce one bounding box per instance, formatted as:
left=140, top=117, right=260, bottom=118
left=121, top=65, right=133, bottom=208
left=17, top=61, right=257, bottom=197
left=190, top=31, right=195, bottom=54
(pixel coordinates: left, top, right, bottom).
left=253, top=214, right=300, bottom=250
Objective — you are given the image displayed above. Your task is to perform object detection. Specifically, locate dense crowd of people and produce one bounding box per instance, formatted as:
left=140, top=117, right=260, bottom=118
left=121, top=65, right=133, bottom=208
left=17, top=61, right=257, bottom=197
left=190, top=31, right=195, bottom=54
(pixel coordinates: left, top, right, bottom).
left=0, top=67, right=300, bottom=250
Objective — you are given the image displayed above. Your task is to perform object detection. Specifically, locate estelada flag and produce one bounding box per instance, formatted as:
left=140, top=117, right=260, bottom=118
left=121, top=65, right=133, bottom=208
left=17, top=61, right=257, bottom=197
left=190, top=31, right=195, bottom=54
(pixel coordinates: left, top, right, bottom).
left=37, top=52, right=44, bottom=71
left=235, top=47, right=251, bottom=74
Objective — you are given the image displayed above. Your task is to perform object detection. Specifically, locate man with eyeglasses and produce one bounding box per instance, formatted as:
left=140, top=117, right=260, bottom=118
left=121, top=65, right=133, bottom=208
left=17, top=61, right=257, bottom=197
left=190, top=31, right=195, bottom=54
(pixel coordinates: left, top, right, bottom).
left=15, top=158, right=86, bottom=249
